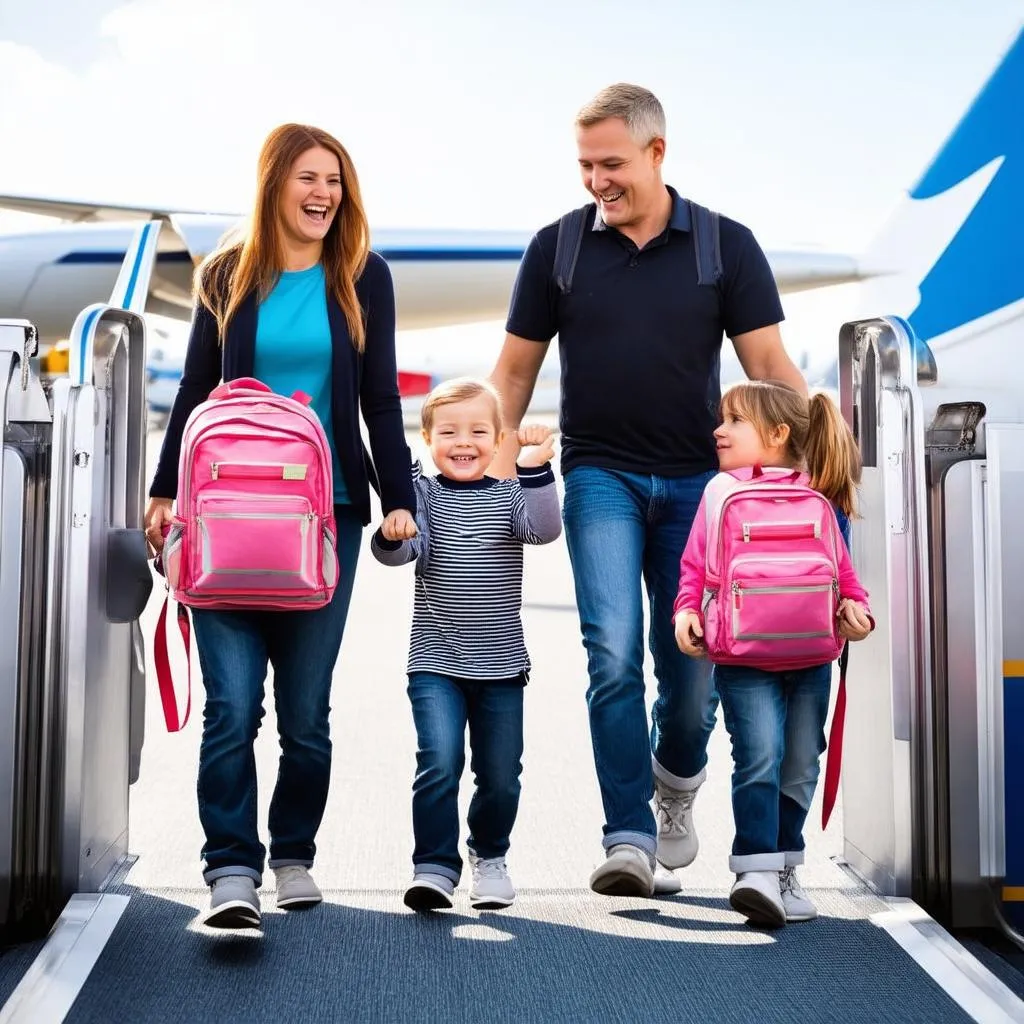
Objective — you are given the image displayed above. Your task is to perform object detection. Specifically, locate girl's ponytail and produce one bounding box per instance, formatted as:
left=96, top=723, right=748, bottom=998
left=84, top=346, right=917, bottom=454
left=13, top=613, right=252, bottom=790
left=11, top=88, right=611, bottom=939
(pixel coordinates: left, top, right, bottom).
left=806, top=392, right=861, bottom=518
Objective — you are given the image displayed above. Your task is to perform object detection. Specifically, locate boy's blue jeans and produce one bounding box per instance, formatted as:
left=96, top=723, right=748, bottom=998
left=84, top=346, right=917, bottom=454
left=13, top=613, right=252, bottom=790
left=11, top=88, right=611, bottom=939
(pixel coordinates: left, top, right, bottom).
left=190, top=506, right=362, bottom=885
left=714, top=662, right=832, bottom=872
left=561, top=466, right=718, bottom=855
left=407, top=672, right=524, bottom=883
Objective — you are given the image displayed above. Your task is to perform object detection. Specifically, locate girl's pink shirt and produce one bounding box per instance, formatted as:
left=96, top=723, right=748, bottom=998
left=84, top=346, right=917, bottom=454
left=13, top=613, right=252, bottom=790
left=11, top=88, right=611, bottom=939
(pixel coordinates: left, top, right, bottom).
left=672, top=466, right=871, bottom=621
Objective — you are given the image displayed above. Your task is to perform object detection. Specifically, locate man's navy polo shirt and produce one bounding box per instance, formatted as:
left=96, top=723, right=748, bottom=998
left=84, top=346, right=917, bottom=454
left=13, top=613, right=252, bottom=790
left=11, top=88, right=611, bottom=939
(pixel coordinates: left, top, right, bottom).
left=505, top=186, right=784, bottom=477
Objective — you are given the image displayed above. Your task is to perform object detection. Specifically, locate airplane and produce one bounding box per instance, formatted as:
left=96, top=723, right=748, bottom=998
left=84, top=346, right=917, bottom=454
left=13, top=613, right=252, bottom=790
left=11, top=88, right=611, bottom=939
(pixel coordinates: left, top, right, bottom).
left=3, top=23, right=1021, bottom=417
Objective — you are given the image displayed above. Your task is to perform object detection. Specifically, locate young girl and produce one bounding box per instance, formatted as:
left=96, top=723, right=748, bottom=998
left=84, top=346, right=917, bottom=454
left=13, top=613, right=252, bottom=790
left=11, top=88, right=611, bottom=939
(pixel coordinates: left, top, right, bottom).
left=673, top=380, right=872, bottom=928
left=372, top=378, right=561, bottom=912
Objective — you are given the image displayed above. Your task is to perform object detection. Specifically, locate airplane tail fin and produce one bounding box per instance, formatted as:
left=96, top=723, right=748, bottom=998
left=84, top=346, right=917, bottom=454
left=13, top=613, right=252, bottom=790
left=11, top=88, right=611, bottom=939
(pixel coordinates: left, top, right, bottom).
left=815, top=26, right=1024, bottom=388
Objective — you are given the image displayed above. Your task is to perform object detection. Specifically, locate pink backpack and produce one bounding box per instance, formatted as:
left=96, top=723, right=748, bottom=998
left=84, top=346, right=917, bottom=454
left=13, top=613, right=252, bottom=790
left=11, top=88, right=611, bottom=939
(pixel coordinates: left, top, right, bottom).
left=154, top=377, right=338, bottom=730
left=700, top=466, right=843, bottom=671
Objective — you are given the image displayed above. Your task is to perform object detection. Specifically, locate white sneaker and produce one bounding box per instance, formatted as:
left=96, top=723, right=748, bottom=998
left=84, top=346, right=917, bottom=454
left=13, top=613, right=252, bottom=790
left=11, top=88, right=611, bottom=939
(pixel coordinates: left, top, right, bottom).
left=729, top=871, right=786, bottom=928
left=469, top=855, right=516, bottom=910
left=779, top=867, right=817, bottom=922
left=654, top=776, right=700, bottom=869
left=589, top=844, right=655, bottom=897
left=404, top=872, right=455, bottom=912
left=273, top=865, right=323, bottom=909
left=204, top=875, right=261, bottom=929
left=653, top=864, right=682, bottom=896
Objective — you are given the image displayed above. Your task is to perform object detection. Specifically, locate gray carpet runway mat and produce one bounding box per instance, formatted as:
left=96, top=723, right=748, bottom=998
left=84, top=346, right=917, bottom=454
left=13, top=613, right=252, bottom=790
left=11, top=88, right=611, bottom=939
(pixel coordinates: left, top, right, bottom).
left=61, top=886, right=971, bottom=1024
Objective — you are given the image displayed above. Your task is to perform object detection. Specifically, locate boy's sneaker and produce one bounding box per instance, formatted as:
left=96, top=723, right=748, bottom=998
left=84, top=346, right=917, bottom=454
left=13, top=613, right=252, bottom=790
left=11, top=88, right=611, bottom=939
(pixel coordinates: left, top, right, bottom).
left=589, top=844, right=655, bottom=897
left=779, top=866, right=817, bottom=921
left=729, top=870, right=786, bottom=928
left=469, top=855, right=516, bottom=910
left=654, top=776, right=700, bottom=869
left=273, top=865, right=323, bottom=909
left=403, top=872, right=455, bottom=912
left=204, top=875, right=261, bottom=929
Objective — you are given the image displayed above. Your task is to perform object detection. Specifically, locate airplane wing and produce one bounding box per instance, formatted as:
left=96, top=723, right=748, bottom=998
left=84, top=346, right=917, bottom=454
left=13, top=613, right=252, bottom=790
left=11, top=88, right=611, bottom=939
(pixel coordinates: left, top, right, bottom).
left=0, top=193, right=239, bottom=223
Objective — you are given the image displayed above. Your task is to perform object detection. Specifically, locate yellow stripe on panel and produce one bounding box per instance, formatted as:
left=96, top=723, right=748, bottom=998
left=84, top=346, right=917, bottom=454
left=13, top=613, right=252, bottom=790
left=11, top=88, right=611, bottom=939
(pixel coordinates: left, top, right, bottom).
left=1003, top=887, right=1024, bottom=902
left=1004, top=661, right=1024, bottom=678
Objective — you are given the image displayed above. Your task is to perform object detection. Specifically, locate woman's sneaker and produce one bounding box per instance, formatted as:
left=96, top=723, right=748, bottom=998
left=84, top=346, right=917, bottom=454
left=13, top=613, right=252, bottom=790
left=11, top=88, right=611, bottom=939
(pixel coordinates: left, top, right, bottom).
left=469, top=855, right=516, bottom=910
left=273, top=865, right=323, bottom=909
left=204, top=875, right=261, bottom=929
left=403, top=872, right=455, bottom=912
left=779, top=867, right=817, bottom=921
left=729, top=870, right=786, bottom=928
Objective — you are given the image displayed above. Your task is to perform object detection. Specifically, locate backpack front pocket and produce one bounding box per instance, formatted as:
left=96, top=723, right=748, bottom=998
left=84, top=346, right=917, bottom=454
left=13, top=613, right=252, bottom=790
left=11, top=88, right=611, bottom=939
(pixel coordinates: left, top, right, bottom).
left=192, top=492, right=320, bottom=597
left=731, top=573, right=836, bottom=642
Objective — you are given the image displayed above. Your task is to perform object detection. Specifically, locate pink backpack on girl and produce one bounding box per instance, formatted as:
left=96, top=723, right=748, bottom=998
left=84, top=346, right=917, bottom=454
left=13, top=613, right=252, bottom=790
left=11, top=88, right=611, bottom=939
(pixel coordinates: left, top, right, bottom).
left=154, top=377, right=338, bottom=730
left=700, top=465, right=844, bottom=671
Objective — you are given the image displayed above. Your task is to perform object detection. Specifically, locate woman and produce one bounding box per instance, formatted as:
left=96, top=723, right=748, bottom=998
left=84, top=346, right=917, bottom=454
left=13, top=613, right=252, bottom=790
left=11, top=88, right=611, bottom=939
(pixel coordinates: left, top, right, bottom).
left=145, top=123, right=416, bottom=929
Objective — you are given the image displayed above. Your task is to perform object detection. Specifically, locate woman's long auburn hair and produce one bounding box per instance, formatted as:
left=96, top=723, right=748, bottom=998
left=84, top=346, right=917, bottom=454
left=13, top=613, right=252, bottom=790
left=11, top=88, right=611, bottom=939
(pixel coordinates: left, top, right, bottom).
left=195, top=123, right=370, bottom=350
left=720, top=380, right=862, bottom=517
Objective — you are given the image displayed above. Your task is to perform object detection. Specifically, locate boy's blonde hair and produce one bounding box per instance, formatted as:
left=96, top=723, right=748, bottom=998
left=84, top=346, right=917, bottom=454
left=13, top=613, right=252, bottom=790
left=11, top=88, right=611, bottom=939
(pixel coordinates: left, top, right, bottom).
left=420, top=377, right=504, bottom=434
left=720, top=380, right=862, bottom=517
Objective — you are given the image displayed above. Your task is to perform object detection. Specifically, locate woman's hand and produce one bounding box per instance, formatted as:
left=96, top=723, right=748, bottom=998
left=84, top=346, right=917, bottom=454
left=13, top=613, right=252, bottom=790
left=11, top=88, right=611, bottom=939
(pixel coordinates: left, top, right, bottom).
left=381, top=508, right=417, bottom=541
left=144, top=497, right=174, bottom=556
left=837, top=599, right=872, bottom=641
left=674, top=610, right=705, bottom=657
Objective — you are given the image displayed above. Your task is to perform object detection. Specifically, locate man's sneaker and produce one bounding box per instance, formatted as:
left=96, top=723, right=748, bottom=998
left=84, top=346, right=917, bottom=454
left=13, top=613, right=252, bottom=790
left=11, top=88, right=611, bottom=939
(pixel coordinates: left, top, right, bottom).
left=589, top=844, right=655, bottom=897
left=779, top=867, right=817, bottom=922
left=273, top=865, right=323, bottom=909
left=653, top=864, right=682, bottom=896
left=203, top=875, right=261, bottom=929
left=469, top=855, right=516, bottom=910
left=654, top=776, right=700, bottom=869
left=729, top=870, right=786, bottom=928
left=403, top=872, right=455, bottom=912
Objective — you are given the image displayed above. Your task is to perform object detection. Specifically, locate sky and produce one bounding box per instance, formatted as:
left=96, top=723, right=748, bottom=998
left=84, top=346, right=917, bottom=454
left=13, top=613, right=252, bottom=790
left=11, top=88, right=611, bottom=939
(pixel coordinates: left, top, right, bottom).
left=0, top=0, right=1022, bottom=361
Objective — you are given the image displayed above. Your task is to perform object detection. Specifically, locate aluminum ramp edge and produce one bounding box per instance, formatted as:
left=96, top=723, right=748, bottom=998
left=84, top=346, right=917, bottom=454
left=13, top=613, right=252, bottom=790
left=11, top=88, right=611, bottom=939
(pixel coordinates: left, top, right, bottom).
left=0, top=894, right=128, bottom=1024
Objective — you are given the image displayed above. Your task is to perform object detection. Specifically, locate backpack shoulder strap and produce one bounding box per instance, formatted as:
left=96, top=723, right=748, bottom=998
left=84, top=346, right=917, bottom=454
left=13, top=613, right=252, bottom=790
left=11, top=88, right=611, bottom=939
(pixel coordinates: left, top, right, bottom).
left=687, top=200, right=723, bottom=286
left=553, top=204, right=593, bottom=295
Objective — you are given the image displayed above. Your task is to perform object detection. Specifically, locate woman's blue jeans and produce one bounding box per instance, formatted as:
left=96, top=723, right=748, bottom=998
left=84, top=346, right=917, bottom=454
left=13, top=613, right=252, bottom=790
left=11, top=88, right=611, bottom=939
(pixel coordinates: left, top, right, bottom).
left=190, top=506, right=362, bottom=885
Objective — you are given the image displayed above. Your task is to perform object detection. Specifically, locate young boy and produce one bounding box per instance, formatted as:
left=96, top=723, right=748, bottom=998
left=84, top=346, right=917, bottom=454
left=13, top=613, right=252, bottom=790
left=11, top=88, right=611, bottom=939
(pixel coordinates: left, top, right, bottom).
left=371, top=377, right=561, bottom=912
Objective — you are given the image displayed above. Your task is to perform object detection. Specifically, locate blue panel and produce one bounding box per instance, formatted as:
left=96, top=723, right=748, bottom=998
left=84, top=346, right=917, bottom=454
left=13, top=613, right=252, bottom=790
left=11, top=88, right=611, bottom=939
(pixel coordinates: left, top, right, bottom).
left=1005, top=677, right=1024, bottom=890
left=908, top=30, right=1024, bottom=342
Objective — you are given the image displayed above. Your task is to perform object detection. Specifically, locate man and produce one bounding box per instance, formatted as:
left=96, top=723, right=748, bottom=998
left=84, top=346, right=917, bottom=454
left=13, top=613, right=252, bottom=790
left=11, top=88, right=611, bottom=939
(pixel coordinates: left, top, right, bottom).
left=490, top=83, right=806, bottom=897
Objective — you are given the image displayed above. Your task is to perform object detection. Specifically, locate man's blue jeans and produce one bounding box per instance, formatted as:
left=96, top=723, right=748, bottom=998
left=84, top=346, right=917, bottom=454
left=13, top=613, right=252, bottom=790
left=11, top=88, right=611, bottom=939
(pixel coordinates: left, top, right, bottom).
left=406, top=672, right=524, bottom=883
left=190, top=506, right=363, bottom=885
left=562, top=466, right=717, bottom=854
left=714, top=662, right=832, bottom=872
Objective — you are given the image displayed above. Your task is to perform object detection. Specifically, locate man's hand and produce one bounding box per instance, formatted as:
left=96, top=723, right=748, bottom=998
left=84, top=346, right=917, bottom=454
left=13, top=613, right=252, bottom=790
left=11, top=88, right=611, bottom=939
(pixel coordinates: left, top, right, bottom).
left=674, top=610, right=705, bottom=657
left=516, top=425, right=555, bottom=468
left=381, top=508, right=417, bottom=542
left=837, top=599, right=872, bottom=641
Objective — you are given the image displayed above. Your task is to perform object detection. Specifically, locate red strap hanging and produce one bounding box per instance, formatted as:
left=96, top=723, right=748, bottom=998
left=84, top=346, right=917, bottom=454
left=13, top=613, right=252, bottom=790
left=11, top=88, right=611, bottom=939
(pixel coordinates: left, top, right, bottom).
left=153, top=593, right=192, bottom=732
left=821, top=643, right=849, bottom=829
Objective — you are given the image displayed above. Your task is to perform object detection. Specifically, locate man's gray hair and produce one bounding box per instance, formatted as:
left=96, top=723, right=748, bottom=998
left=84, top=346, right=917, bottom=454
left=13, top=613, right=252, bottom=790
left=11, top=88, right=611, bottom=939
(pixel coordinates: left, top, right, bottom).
left=575, top=83, right=666, bottom=145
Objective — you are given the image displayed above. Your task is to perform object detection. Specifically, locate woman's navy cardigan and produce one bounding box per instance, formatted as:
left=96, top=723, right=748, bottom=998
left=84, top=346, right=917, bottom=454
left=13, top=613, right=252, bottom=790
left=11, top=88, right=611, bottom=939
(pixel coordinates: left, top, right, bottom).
left=149, top=251, right=416, bottom=525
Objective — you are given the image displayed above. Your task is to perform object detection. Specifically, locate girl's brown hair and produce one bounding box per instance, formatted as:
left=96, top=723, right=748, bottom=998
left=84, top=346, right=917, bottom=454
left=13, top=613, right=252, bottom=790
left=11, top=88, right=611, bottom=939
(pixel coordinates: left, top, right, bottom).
left=720, top=380, right=862, bottom=517
left=195, top=123, right=370, bottom=350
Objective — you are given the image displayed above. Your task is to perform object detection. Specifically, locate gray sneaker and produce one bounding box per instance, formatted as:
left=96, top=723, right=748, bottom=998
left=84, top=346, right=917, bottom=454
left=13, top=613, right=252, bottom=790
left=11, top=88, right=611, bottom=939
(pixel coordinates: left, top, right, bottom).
left=469, top=855, right=515, bottom=910
left=589, top=844, right=655, bottom=897
left=654, top=776, right=700, bottom=869
left=779, top=867, right=817, bottom=921
left=653, top=864, right=682, bottom=896
left=404, top=872, right=455, bottom=912
left=273, top=865, right=323, bottom=909
left=204, top=875, right=261, bottom=929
